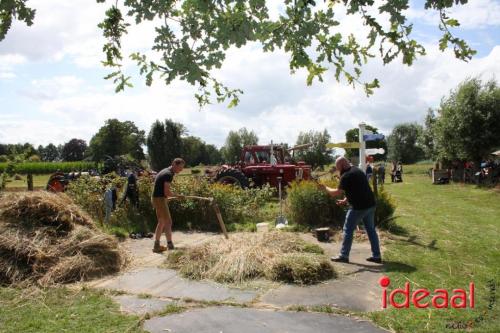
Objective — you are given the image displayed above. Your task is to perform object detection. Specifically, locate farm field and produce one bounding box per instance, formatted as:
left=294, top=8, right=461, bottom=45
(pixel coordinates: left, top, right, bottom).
left=0, top=167, right=498, bottom=332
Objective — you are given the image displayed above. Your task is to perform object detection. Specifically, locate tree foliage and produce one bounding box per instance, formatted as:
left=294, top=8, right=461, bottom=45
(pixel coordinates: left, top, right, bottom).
left=432, top=78, right=500, bottom=163
left=89, top=119, right=145, bottom=162
left=295, top=129, right=332, bottom=169
left=146, top=119, right=184, bottom=171
left=1, top=0, right=475, bottom=107
left=418, top=108, right=437, bottom=160
left=40, top=143, right=60, bottom=162
left=61, top=138, right=88, bottom=161
left=345, top=124, right=387, bottom=161
left=387, top=123, right=425, bottom=164
left=222, top=127, right=258, bottom=163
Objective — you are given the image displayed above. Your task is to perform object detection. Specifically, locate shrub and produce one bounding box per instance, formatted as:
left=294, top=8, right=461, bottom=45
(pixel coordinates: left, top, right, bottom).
left=66, top=174, right=275, bottom=234
left=285, top=179, right=345, bottom=228
left=286, top=177, right=396, bottom=231
left=375, top=186, right=397, bottom=229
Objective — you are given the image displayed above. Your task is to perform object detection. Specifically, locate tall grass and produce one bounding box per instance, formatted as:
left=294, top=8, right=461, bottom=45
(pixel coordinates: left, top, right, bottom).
left=0, top=162, right=96, bottom=174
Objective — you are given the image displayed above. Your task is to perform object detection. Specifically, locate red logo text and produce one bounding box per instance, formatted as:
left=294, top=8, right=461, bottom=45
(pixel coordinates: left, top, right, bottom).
left=379, top=276, right=475, bottom=309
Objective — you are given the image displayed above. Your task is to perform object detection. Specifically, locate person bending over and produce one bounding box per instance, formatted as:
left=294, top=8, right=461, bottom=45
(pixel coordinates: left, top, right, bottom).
left=321, top=157, right=382, bottom=264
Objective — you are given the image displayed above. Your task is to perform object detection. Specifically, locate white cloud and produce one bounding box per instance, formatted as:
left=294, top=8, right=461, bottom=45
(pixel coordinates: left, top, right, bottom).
left=407, top=0, right=500, bottom=29
left=0, top=53, right=26, bottom=79
left=0, top=0, right=499, bottom=148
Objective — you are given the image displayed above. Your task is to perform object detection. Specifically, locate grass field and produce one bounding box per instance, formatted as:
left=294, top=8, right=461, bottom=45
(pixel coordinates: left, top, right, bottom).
left=4, top=174, right=50, bottom=189
left=370, top=172, right=499, bottom=332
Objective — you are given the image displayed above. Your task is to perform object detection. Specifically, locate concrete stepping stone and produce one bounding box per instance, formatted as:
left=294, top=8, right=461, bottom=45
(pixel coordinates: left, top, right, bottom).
left=95, top=267, right=257, bottom=303
left=112, top=294, right=175, bottom=315
left=143, top=306, right=388, bottom=333
left=260, top=269, right=381, bottom=312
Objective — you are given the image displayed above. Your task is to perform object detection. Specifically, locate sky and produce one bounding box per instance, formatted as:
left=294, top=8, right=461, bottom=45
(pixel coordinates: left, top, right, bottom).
left=0, top=0, right=499, bottom=149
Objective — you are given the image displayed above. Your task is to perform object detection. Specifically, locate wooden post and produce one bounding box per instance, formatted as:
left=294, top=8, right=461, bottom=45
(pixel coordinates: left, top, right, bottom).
left=27, top=174, right=33, bottom=191
left=168, top=195, right=229, bottom=239
left=212, top=203, right=229, bottom=239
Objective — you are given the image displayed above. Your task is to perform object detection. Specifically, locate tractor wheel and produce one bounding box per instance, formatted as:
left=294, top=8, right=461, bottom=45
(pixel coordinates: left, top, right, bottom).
left=215, top=168, right=250, bottom=189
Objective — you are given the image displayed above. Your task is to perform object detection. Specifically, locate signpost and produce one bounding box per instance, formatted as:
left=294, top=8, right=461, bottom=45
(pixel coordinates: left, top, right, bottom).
left=326, top=142, right=361, bottom=149
left=365, top=148, right=386, bottom=155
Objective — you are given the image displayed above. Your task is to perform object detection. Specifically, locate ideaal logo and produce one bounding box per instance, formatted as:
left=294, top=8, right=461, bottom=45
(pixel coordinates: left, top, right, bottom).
left=379, top=276, right=475, bottom=309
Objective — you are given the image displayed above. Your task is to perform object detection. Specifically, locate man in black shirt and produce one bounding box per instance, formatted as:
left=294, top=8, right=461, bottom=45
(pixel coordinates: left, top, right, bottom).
left=152, top=158, right=185, bottom=253
left=322, top=157, right=382, bottom=263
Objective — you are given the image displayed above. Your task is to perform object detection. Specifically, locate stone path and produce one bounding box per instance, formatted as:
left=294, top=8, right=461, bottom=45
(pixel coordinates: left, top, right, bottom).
left=144, top=307, right=388, bottom=333
left=87, top=231, right=387, bottom=333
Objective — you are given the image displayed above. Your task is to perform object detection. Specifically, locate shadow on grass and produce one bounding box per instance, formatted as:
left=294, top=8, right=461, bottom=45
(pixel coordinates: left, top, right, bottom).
left=383, top=260, right=417, bottom=273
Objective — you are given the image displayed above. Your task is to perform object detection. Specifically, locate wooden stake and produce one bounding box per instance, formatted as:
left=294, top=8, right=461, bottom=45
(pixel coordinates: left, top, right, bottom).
left=212, top=203, right=229, bottom=239
left=168, top=195, right=229, bottom=239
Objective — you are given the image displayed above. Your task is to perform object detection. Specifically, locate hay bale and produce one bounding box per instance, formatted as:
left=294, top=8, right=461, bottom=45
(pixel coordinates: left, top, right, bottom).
left=166, top=231, right=335, bottom=285
left=0, top=192, right=94, bottom=232
left=268, top=253, right=336, bottom=284
left=0, top=192, right=124, bottom=286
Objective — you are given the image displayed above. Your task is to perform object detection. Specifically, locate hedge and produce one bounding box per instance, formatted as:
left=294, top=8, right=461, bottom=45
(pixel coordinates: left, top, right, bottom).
left=0, top=162, right=96, bottom=174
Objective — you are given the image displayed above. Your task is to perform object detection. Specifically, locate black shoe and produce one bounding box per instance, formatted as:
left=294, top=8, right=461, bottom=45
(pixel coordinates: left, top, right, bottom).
left=366, top=257, right=382, bottom=263
left=167, top=241, right=175, bottom=250
left=331, top=255, right=349, bottom=263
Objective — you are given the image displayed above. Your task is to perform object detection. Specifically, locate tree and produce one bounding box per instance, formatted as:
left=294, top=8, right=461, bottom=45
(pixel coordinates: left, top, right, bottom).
left=89, top=119, right=146, bottom=161
left=295, top=129, right=333, bottom=169
left=61, top=138, right=88, bottom=161
left=433, top=78, right=500, bottom=164
left=419, top=108, right=437, bottom=160
left=387, top=123, right=425, bottom=164
left=222, top=128, right=258, bottom=163
left=205, top=144, right=223, bottom=165
left=1, top=0, right=475, bottom=107
left=146, top=119, right=184, bottom=171
left=345, top=125, right=387, bottom=161
left=41, top=143, right=59, bottom=162
left=182, top=136, right=207, bottom=167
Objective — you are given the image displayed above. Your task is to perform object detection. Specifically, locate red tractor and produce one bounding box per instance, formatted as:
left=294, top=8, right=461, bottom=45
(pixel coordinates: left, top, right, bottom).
left=213, top=144, right=313, bottom=189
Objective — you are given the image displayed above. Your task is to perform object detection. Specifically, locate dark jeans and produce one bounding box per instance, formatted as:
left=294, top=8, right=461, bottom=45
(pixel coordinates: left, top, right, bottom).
left=340, top=205, right=381, bottom=259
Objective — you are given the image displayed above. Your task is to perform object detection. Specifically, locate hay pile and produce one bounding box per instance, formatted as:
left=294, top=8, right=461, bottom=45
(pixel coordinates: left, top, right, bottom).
left=0, top=192, right=125, bottom=286
left=166, top=232, right=335, bottom=285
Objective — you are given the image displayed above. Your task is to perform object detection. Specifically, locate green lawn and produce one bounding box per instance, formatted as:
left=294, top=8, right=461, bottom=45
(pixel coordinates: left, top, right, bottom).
left=0, top=287, right=146, bottom=333
left=4, top=174, right=50, bottom=189
left=370, top=173, right=499, bottom=332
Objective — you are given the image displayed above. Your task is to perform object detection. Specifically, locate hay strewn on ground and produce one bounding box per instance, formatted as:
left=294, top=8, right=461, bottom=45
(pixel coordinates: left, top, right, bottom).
left=166, top=232, right=335, bottom=285
left=0, top=192, right=125, bottom=286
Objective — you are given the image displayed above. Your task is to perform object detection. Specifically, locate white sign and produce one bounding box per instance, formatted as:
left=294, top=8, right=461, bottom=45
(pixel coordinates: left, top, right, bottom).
left=365, top=148, right=385, bottom=155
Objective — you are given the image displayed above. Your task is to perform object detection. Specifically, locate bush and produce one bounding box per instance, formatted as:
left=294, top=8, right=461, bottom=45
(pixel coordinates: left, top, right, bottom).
left=285, top=179, right=345, bottom=228
left=66, top=174, right=275, bottom=234
left=286, top=178, right=396, bottom=231
left=375, top=186, right=396, bottom=229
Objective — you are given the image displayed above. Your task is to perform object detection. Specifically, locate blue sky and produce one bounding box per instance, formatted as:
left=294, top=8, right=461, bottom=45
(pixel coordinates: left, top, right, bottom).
left=0, top=0, right=499, bottom=148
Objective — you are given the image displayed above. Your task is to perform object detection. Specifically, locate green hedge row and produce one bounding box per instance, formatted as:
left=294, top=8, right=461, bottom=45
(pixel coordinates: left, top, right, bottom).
left=0, top=161, right=97, bottom=174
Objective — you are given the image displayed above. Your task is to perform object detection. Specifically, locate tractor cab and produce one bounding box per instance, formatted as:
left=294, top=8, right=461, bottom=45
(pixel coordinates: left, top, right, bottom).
left=240, top=145, right=288, bottom=166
